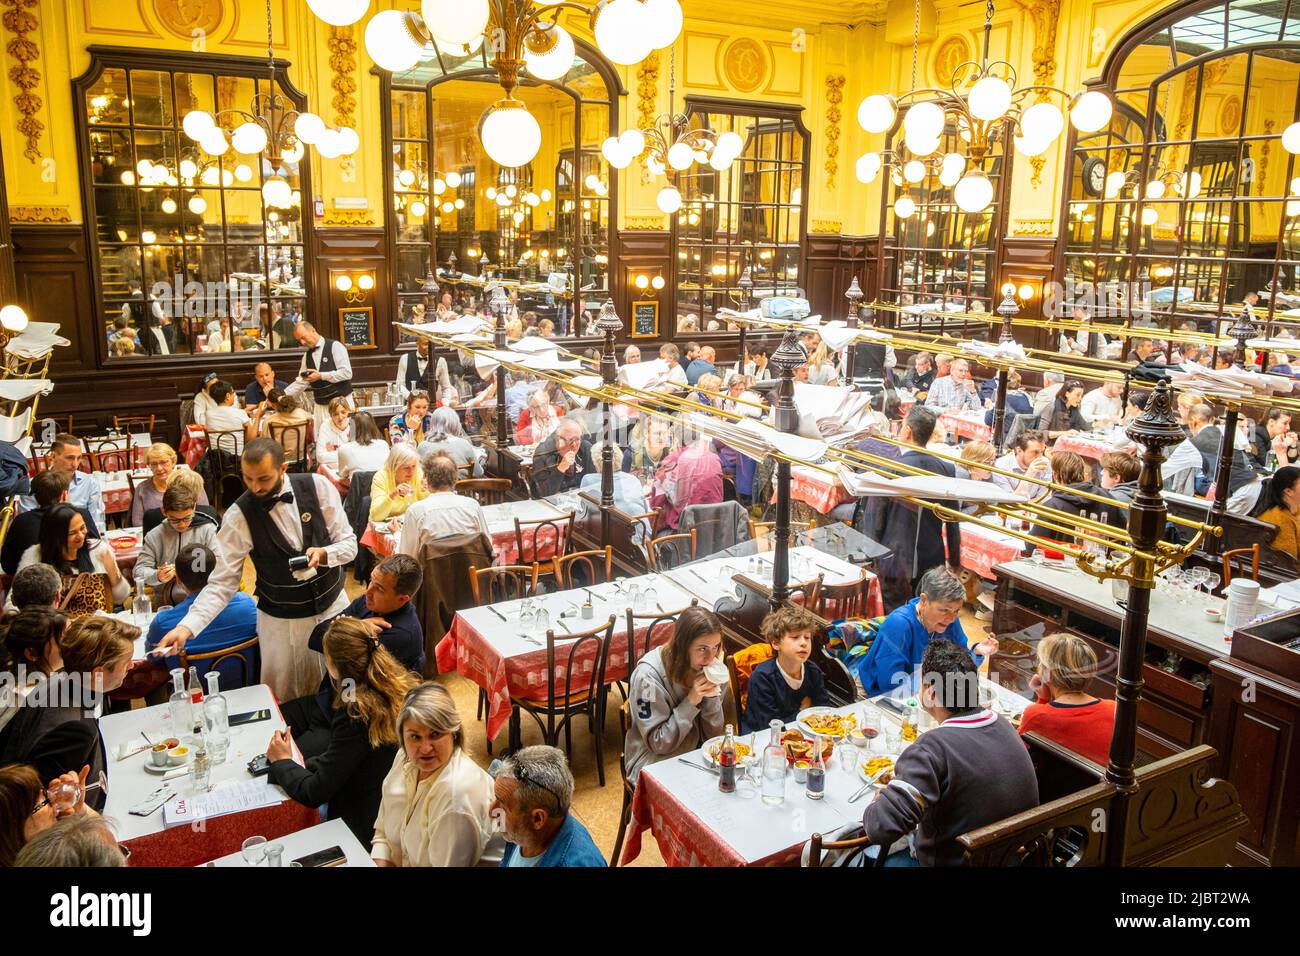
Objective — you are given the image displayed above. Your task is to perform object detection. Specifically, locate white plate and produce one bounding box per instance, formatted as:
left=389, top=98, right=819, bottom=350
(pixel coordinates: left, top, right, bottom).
left=701, top=735, right=758, bottom=768
left=796, top=707, right=858, bottom=740
left=857, top=753, right=900, bottom=784
left=144, top=756, right=190, bottom=775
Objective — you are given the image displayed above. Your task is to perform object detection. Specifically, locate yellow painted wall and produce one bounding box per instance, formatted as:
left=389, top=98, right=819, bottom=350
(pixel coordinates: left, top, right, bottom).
left=0, top=0, right=1285, bottom=245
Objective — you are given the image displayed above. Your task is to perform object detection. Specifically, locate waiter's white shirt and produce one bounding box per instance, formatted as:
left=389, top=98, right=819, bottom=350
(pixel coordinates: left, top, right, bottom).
left=177, top=474, right=357, bottom=637
left=395, top=353, right=450, bottom=399
left=285, top=339, right=352, bottom=405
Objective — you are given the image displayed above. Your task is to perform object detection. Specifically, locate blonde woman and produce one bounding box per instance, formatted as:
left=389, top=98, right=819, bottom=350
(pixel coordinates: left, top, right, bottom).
left=957, top=440, right=997, bottom=481
left=315, top=397, right=352, bottom=470
left=131, top=442, right=206, bottom=525
left=504, top=318, right=523, bottom=342
left=1018, top=632, right=1115, bottom=765
left=268, top=617, right=417, bottom=845
left=371, top=682, right=500, bottom=867
left=369, top=443, right=429, bottom=521
left=807, top=343, right=840, bottom=386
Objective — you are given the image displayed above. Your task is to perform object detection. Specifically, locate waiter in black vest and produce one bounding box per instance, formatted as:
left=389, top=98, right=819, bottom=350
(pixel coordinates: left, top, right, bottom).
left=153, top=438, right=358, bottom=700
left=394, top=337, right=450, bottom=400
left=285, top=320, right=354, bottom=438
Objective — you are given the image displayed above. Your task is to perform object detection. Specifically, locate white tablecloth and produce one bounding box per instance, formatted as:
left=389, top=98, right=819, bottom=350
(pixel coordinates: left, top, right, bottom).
left=483, top=498, right=568, bottom=537
left=660, top=546, right=865, bottom=611
left=201, top=818, right=374, bottom=867
left=100, top=684, right=293, bottom=842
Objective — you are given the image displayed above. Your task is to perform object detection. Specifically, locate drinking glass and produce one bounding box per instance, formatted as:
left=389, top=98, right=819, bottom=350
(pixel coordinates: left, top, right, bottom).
left=632, top=587, right=648, bottom=614
left=241, top=836, right=268, bottom=866
left=535, top=605, right=550, bottom=634
left=46, top=770, right=108, bottom=815
left=837, top=739, right=859, bottom=780
left=643, top=585, right=659, bottom=612
left=861, top=710, right=882, bottom=750
left=626, top=582, right=641, bottom=611
left=519, top=599, right=536, bottom=631
left=1203, top=571, right=1221, bottom=603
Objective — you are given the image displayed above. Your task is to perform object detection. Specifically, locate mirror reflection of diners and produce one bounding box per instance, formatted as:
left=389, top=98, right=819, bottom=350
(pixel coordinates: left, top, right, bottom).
left=384, top=41, right=617, bottom=344
left=77, top=56, right=310, bottom=362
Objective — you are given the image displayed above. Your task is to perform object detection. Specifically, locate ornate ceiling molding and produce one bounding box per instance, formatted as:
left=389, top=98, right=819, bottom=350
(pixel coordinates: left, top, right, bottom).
left=3, top=0, right=43, bottom=163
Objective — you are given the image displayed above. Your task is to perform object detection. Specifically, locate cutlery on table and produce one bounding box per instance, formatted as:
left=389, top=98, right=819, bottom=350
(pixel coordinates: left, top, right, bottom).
left=848, top=766, right=893, bottom=804
left=489, top=606, right=508, bottom=622
left=677, top=757, right=719, bottom=776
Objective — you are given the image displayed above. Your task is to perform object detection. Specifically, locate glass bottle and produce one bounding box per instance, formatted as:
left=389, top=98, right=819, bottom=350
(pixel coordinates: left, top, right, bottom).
left=192, top=746, right=211, bottom=793
left=168, top=668, right=191, bottom=736
left=717, top=724, right=737, bottom=793
left=805, top=733, right=826, bottom=800
left=204, top=670, right=230, bottom=762
left=901, top=704, right=920, bottom=744
left=761, top=719, right=786, bottom=806
left=186, top=666, right=205, bottom=737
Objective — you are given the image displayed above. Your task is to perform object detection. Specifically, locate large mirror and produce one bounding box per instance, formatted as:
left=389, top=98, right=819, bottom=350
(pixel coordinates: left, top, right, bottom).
left=386, top=44, right=616, bottom=342
left=673, top=102, right=807, bottom=334
left=78, top=58, right=310, bottom=363
left=1063, top=0, right=1300, bottom=356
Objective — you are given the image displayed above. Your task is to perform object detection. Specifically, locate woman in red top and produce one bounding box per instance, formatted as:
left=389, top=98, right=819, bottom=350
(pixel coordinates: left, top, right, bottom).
left=1018, top=632, right=1116, bottom=766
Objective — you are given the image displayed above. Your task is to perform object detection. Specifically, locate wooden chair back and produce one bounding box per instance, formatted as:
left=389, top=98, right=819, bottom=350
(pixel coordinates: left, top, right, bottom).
left=457, top=477, right=511, bottom=505
left=267, top=421, right=311, bottom=469
left=808, top=830, right=883, bottom=867
left=514, top=511, right=574, bottom=571
left=205, top=429, right=246, bottom=509
left=748, top=518, right=814, bottom=551
left=179, top=635, right=260, bottom=690
left=114, top=414, right=155, bottom=434
left=555, top=546, right=614, bottom=590
left=469, top=564, right=537, bottom=605
left=91, top=438, right=132, bottom=473
left=646, top=530, right=698, bottom=571
left=810, top=570, right=870, bottom=620
left=1222, top=544, right=1260, bottom=585
left=623, top=602, right=694, bottom=683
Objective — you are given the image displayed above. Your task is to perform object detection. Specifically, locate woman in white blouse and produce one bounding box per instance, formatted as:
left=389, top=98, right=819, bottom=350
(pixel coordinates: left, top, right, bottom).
left=371, top=682, right=500, bottom=867
left=336, top=412, right=391, bottom=480
left=315, top=397, right=352, bottom=470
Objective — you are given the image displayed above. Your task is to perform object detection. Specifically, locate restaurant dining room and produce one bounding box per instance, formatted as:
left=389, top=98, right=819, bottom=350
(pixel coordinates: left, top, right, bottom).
left=0, top=0, right=1291, bottom=929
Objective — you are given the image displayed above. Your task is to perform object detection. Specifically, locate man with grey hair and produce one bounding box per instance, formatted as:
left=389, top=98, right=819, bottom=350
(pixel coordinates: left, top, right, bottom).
left=10, top=563, right=61, bottom=609
left=532, top=415, right=594, bottom=496
left=853, top=565, right=998, bottom=698
left=491, top=746, right=606, bottom=867
left=623, top=344, right=641, bottom=365
left=399, top=451, right=489, bottom=553
left=14, top=814, right=127, bottom=867
left=923, top=357, right=981, bottom=413
left=1032, top=370, right=1066, bottom=417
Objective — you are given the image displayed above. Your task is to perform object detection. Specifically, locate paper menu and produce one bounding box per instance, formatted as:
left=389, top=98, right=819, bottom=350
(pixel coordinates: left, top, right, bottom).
left=162, top=780, right=284, bottom=828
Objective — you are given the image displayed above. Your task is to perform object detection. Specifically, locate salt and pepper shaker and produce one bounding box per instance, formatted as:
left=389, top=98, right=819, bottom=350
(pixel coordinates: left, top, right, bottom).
left=266, top=844, right=284, bottom=867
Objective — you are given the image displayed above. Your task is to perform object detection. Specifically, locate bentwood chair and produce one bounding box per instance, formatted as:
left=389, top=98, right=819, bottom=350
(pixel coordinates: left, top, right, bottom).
left=809, top=570, right=871, bottom=621
left=179, top=635, right=260, bottom=690
left=807, top=829, right=885, bottom=867
left=645, top=529, right=698, bottom=571
left=1222, top=544, right=1260, bottom=586
left=468, top=563, right=539, bottom=752
left=554, top=546, right=614, bottom=590
left=205, top=430, right=246, bottom=510
left=268, top=421, right=311, bottom=472
left=509, top=615, right=616, bottom=786
left=114, top=414, right=155, bottom=434
left=91, top=437, right=133, bottom=474
left=748, top=518, right=815, bottom=552
left=457, top=477, right=512, bottom=506
left=514, top=511, right=574, bottom=588
left=615, top=604, right=693, bottom=735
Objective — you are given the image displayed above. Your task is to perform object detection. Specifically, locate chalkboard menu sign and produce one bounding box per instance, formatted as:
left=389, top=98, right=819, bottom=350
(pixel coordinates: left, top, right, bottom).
left=338, top=306, right=376, bottom=350
left=631, top=300, right=659, bottom=338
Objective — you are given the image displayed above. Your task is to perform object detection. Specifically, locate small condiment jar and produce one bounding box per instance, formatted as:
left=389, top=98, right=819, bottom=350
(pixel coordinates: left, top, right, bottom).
left=793, top=760, right=809, bottom=784
left=581, top=601, right=593, bottom=620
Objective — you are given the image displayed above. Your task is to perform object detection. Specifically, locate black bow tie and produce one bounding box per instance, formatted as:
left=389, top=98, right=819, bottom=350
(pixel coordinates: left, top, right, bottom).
left=260, top=491, right=293, bottom=511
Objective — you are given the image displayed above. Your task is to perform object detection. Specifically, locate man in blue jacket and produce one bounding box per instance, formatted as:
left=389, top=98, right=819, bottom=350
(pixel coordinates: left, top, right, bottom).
left=855, top=566, right=998, bottom=698
left=493, top=745, right=606, bottom=868
left=146, top=543, right=258, bottom=675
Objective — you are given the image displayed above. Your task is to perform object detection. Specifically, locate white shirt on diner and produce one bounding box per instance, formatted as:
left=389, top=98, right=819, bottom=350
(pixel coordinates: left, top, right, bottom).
left=284, top=338, right=352, bottom=404
left=202, top=404, right=250, bottom=454
left=314, top=419, right=351, bottom=469
left=337, top=439, right=391, bottom=479
left=398, top=491, right=489, bottom=555
left=177, top=474, right=357, bottom=638
left=192, top=388, right=219, bottom=426
left=1080, top=387, right=1122, bottom=425
left=370, top=748, right=498, bottom=867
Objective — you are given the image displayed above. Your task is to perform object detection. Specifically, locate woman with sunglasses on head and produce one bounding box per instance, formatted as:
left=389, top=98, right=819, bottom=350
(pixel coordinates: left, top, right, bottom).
left=267, top=617, right=417, bottom=847
left=371, top=682, right=502, bottom=866
left=623, top=605, right=727, bottom=781
left=14, top=504, right=129, bottom=609
left=0, top=763, right=100, bottom=867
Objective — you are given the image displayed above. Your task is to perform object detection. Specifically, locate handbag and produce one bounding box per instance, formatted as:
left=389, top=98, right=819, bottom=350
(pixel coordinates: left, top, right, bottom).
left=59, top=572, right=113, bottom=618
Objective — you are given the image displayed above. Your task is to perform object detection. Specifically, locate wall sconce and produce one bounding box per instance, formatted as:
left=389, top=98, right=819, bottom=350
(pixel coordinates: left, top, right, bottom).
left=332, top=270, right=376, bottom=305
left=631, top=272, right=666, bottom=298
left=0, top=304, right=29, bottom=350
left=1001, top=281, right=1036, bottom=303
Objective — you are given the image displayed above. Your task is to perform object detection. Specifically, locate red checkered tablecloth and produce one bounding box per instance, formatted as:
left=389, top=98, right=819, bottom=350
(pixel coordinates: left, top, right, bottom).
left=435, top=607, right=674, bottom=742
left=940, top=411, right=993, bottom=442
left=1052, top=433, right=1114, bottom=462
left=363, top=501, right=566, bottom=565
left=123, top=801, right=320, bottom=868
left=781, top=465, right=855, bottom=515
left=179, top=425, right=208, bottom=468
left=958, top=523, right=1025, bottom=580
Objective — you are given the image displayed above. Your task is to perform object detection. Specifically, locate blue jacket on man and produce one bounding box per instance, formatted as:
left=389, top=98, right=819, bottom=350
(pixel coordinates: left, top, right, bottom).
left=854, top=598, right=980, bottom=698
left=500, top=812, right=607, bottom=867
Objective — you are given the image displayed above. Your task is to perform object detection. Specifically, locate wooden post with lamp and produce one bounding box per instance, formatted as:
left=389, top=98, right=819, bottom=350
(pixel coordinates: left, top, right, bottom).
left=489, top=282, right=510, bottom=448
left=737, top=266, right=753, bottom=378
left=767, top=328, right=806, bottom=610
left=843, top=276, right=863, bottom=383
left=992, top=288, right=1018, bottom=453
left=596, top=299, right=623, bottom=548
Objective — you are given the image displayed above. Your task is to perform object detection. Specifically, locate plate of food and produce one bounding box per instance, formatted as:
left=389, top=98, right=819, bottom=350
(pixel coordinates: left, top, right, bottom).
left=858, top=754, right=899, bottom=785
left=781, top=729, right=834, bottom=765
left=797, top=707, right=858, bottom=740
left=108, top=535, right=138, bottom=551
left=701, top=735, right=756, bottom=768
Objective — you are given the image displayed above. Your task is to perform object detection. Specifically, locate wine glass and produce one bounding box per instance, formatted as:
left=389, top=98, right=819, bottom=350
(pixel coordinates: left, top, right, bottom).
left=1162, top=567, right=1184, bottom=601
left=519, top=599, right=536, bottom=632
left=1203, top=571, right=1221, bottom=603
left=46, top=769, right=108, bottom=815
left=241, top=835, right=268, bottom=866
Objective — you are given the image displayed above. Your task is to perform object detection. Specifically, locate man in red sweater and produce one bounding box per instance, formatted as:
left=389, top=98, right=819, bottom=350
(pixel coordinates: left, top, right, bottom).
left=1018, top=632, right=1116, bottom=766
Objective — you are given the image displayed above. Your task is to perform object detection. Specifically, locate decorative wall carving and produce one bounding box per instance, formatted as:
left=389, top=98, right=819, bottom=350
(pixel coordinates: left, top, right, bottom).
left=323, top=209, right=376, bottom=227
left=2, top=0, right=43, bottom=162
left=1219, top=95, right=1242, bottom=135
left=1014, top=0, right=1061, bottom=187
left=933, top=35, right=971, bottom=86
left=1011, top=218, right=1055, bottom=237
left=1259, top=118, right=1275, bottom=196
left=824, top=73, right=845, bottom=192
left=8, top=206, right=72, bottom=223
left=624, top=215, right=666, bottom=230
left=151, top=0, right=223, bottom=39
left=327, top=25, right=358, bottom=180
left=635, top=52, right=660, bottom=184
left=809, top=219, right=843, bottom=234
left=722, top=37, right=766, bottom=93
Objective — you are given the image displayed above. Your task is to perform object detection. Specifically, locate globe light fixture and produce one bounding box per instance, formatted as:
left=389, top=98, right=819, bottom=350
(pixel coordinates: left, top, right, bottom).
left=657, top=185, right=683, bottom=214
left=480, top=98, right=543, bottom=168
left=953, top=169, right=994, bottom=213
left=307, top=0, right=370, bottom=26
